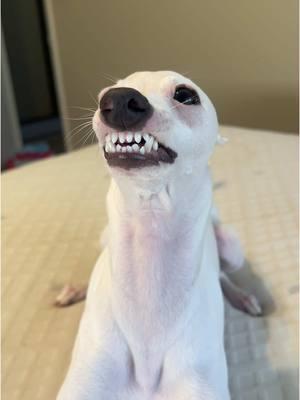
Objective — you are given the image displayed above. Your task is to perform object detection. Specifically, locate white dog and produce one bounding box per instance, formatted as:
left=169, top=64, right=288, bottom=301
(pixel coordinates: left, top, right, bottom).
left=57, top=71, right=261, bottom=400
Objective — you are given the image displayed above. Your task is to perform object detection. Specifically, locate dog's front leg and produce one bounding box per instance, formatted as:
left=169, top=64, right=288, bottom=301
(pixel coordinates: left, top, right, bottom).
left=57, top=310, right=131, bottom=400
left=155, top=370, right=229, bottom=400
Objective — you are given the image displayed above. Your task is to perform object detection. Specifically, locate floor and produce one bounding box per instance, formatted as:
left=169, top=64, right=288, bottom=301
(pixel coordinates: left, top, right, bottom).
left=2, top=126, right=299, bottom=399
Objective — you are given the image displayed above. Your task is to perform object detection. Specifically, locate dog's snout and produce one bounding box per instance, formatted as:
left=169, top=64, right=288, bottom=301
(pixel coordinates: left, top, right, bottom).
left=99, top=88, right=153, bottom=131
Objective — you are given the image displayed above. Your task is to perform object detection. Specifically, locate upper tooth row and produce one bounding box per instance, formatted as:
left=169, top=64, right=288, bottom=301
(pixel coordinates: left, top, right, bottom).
left=106, top=132, right=148, bottom=144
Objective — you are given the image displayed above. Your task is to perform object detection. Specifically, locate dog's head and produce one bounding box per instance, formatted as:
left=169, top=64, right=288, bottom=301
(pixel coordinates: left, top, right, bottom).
left=93, top=71, right=218, bottom=187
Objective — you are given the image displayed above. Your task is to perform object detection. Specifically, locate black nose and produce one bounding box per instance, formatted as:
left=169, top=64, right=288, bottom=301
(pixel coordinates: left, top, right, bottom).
left=99, top=88, right=153, bottom=131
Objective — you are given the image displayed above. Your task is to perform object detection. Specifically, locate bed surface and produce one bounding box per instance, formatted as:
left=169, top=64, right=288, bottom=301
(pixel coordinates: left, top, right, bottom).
left=2, top=126, right=298, bottom=399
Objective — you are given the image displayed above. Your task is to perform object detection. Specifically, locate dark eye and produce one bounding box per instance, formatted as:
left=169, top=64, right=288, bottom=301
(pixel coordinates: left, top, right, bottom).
left=173, top=86, right=200, bottom=105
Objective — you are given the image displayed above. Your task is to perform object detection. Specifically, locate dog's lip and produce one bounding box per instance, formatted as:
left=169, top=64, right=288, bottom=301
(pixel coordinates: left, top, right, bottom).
left=103, top=131, right=177, bottom=170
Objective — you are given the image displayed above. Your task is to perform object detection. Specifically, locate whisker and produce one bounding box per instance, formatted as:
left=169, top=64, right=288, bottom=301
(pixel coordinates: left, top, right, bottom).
left=67, top=121, right=92, bottom=135
left=101, top=72, right=119, bottom=84
left=69, top=126, right=93, bottom=141
left=88, top=92, right=99, bottom=107
left=67, top=119, right=92, bottom=132
left=63, top=116, right=94, bottom=121
left=69, top=106, right=97, bottom=113
left=179, top=71, right=192, bottom=79
left=83, top=129, right=96, bottom=147
left=73, top=130, right=91, bottom=148
left=66, top=121, right=93, bottom=140
left=101, top=75, right=115, bottom=84
left=74, top=128, right=95, bottom=148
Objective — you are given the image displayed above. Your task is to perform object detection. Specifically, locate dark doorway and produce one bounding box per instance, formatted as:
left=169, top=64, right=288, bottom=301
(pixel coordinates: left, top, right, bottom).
left=2, top=0, right=65, bottom=153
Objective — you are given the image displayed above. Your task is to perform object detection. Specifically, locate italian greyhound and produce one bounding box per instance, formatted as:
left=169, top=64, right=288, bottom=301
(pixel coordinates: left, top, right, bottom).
left=57, top=71, right=261, bottom=400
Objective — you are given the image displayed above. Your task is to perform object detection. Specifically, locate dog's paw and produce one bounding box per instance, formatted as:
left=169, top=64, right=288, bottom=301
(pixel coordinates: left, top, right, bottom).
left=231, top=291, right=263, bottom=317
left=54, top=284, right=87, bottom=307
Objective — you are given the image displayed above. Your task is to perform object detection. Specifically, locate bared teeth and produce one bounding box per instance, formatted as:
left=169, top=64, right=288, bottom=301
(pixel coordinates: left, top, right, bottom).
left=144, top=135, right=154, bottom=153
left=111, top=133, right=118, bottom=144
left=104, top=132, right=160, bottom=154
left=126, top=132, right=133, bottom=143
left=119, top=133, right=125, bottom=143
left=135, top=133, right=141, bottom=143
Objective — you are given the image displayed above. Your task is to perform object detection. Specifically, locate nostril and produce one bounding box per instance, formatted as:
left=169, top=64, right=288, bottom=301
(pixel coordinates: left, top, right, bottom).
left=127, top=98, right=146, bottom=113
left=100, top=98, right=113, bottom=112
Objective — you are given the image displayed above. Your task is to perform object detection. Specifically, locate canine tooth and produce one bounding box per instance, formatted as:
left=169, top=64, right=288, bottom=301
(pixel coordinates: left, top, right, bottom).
left=135, top=133, right=141, bottom=143
left=116, top=144, right=122, bottom=152
left=109, top=142, right=114, bottom=152
left=126, top=132, right=133, bottom=143
left=140, top=146, right=145, bottom=155
left=153, top=140, right=158, bottom=151
left=143, top=133, right=150, bottom=142
left=119, top=133, right=125, bottom=143
left=107, top=142, right=114, bottom=152
left=132, top=144, right=139, bottom=152
left=127, top=145, right=132, bottom=152
left=111, top=133, right=118, bottom=143
left=145, top=136, right=154, bottom=152
left=111, top=144, right=116, bottom=153
left=122, top=146, right=126, bottom=153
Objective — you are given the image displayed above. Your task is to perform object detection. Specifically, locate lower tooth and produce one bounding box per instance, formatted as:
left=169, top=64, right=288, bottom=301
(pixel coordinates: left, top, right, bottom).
left=140, top=146, right=145, bottom=155
left=127, top=146, right=132, bottom=152
left=122, top=147, right=126, bottom=153
left=132, top=144, right=139, bottom=152
left=153, top=140, right=158, bottom=151
left=116, top=144, right=122, bottom=152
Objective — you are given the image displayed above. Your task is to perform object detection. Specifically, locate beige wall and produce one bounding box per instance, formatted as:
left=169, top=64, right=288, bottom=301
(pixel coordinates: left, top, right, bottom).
left=45, top=0, right=298, bottom=149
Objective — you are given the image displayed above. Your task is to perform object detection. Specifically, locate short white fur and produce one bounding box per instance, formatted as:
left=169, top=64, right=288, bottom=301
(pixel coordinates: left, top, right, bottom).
left=57, top=71, right=231, bottom=400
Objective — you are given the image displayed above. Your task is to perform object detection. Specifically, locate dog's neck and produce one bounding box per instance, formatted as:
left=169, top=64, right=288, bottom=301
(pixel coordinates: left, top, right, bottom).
left=106, top=166, right=214, bottom=388
left=109, top=163, right=211, bottom=213
left=107, top=165, right=213, bottom=307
